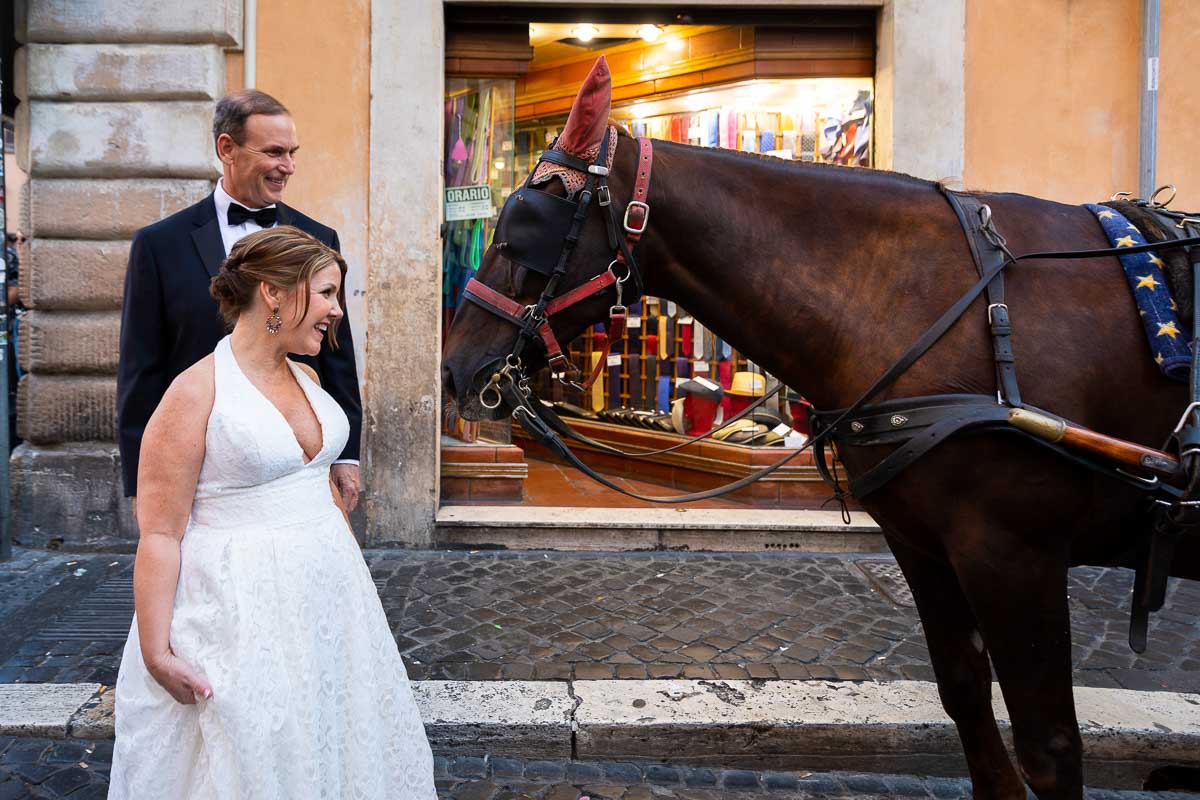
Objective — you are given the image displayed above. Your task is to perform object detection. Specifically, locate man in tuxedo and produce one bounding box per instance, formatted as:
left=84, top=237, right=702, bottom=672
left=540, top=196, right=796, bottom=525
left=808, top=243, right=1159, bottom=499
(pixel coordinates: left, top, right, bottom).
left=117, top=89, right=363, bottom=512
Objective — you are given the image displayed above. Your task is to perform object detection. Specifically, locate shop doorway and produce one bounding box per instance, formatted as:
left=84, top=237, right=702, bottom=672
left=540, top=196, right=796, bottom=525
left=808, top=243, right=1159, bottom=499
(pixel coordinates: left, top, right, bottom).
left=440, top=7, right=875, bottom=511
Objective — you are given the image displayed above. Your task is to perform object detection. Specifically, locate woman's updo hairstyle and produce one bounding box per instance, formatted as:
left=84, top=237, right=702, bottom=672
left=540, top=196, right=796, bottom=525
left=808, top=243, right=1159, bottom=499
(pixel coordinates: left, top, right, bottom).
left=210, top=225, right=347, bottom=347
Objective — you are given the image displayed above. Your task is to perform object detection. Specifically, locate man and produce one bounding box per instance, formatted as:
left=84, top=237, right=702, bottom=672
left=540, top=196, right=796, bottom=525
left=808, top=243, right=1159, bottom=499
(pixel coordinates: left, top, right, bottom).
left=117, top=90, right=362, bottom=513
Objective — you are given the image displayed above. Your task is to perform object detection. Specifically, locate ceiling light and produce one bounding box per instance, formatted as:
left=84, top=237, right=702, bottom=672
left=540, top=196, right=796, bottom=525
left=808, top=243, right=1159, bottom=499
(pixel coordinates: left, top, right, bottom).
left=573, top=23, right=598, bottom=42
left=638, top=24, right=663, bottom=43
left=668, top=37, right=686, bottom=52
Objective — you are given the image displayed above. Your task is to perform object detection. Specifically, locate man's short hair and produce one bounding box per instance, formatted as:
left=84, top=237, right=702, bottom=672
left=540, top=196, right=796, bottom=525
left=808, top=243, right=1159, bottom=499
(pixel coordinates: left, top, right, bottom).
left=212, top=90, right=290, bottom=155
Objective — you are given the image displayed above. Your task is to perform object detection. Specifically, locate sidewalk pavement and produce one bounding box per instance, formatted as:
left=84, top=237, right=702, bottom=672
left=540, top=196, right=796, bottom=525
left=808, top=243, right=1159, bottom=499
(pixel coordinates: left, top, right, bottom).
left=1, top=548, right=1197, bottom=693
left=5, top=742, right=1200, bottom=799
left=2, top=547, right=1200, bottom=795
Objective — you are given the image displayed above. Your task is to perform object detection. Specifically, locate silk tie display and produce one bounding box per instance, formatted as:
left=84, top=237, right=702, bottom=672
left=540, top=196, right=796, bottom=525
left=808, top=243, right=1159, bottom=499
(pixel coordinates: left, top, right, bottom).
left=657, top=375, right=671, bottom=413
left=657, top=316, right=668, bottom=359
left=628, top=354, right=643, bottom=409
left=227, top=203, right=278, bottom=227
left=645, top=351, right=658, bottom=409
left=590, top=352, right=604, bottom=412
left=694, top=321, right=707, bottom=361
left=608, top=358, right=623, bottom=409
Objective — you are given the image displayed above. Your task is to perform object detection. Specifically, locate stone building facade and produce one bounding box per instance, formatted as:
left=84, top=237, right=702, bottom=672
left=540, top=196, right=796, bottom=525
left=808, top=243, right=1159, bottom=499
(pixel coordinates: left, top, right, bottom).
left=13, top=2, right=240, bottom=546
left=9, top=0, right=1200, bottom=550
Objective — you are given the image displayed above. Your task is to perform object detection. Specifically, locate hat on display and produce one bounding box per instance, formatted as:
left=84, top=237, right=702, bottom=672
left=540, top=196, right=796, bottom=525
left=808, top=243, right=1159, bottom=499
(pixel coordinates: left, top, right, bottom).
left=670, top=397, right=688, bottom=435
left=711, top=417, right=768, bottom=445
left=728, top=371, right=766, bottom=397
left=676, top=376, right=724, bottom=404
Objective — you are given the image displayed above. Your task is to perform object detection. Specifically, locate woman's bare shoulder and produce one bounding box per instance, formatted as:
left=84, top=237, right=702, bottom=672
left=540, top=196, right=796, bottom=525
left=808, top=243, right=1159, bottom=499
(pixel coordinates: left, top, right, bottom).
left=290, top=360, right=321, bottom=386
left=159, top=354, right=217, bottom=416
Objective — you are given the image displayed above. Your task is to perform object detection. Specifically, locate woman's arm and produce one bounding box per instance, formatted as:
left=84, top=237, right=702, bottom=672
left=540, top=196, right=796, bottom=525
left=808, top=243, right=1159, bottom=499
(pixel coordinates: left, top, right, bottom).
left=133, top=358, right=214, bottom=704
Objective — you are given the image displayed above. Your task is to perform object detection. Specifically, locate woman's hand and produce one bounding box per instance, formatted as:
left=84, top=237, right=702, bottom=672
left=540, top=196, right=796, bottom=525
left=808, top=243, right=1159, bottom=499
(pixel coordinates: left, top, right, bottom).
left=146, top=650, right=213, bottom=705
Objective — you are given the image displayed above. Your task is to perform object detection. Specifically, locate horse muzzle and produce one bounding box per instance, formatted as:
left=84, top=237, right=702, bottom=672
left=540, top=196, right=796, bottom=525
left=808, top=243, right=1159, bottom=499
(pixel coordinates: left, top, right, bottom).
left=441, top=357, right=513, bottom=422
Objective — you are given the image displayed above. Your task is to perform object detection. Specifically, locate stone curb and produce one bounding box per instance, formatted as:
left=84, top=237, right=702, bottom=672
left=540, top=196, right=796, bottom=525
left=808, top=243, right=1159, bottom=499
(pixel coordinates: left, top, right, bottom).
left=434, top=507, right=886, bottom=553
left=2, top=680, right=1197, bottom=789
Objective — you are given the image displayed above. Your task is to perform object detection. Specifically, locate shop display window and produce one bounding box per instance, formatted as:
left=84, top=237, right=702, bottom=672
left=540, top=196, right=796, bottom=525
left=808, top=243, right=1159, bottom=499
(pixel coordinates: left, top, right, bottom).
left=515, top=77, right=872, bottom=447
left=442, top=77, right=516, bottom=442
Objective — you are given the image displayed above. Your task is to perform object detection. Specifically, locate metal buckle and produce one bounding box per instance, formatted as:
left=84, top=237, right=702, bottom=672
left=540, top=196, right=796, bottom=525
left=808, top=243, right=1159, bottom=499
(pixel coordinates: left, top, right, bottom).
left=607, top=259, right=632, bottom=284
left=987, top=303, right=1009, bottom=324
left=596, top=185, right=611, bottom=207
left=623, top=201, right=650, bottom=234
left=1111, top=190, right=1134, bottom=201
left=587, top=165, right=610, bottom=176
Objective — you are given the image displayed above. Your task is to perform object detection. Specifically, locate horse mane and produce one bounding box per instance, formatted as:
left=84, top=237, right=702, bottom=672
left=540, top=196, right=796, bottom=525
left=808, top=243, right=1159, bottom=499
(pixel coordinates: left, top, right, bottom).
left=611, top=124, right=934, bottom=193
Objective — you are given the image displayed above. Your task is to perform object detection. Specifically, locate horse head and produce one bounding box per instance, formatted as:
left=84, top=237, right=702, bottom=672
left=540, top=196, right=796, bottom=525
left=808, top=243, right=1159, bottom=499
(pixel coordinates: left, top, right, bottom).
left=442, top=56, right=649, bottom=420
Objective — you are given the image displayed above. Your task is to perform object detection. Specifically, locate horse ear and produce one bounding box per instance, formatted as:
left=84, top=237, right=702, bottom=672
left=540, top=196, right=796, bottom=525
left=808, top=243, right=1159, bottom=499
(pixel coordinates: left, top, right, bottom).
left=556, top=56, right=612, bottom=157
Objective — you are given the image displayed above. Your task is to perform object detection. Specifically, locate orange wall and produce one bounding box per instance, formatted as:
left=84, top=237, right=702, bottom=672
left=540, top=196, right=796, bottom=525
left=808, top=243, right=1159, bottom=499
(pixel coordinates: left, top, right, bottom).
left=1156, top=0, right=1200, bottom=211
left=226, top=0, right=372, bottom=376
left=965, top=0, right=1199, bottom=210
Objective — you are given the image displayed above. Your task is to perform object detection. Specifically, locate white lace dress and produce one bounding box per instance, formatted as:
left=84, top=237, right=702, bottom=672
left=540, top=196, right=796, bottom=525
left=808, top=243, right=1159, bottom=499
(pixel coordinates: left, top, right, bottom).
left=109, top=336, right=436, bottom=799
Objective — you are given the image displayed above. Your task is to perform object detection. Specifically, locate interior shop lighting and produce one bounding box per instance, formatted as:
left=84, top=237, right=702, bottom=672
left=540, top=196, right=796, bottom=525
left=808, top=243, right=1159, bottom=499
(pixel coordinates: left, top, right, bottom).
left=493, top=159, right=506, bottom=170
left=668, top=36, right=686, bottom=52
left=638, top=24, right=664, bottom=42
left=573, top=23, right=598, bottom=42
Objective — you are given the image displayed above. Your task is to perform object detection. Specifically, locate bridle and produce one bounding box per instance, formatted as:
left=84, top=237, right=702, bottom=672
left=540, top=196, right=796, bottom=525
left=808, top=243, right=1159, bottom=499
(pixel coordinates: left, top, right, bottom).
left=462, top=126, right=654, bottom=409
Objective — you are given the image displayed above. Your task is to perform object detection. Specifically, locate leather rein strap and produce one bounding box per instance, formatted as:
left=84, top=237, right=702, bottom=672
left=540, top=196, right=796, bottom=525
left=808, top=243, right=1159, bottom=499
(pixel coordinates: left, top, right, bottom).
left=511, top=206, right=1200, bottom=504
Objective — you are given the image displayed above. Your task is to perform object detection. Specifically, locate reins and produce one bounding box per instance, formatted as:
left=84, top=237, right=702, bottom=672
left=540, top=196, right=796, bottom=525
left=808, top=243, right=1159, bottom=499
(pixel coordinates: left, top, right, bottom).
left=461, top=134, right=1200, bottom=505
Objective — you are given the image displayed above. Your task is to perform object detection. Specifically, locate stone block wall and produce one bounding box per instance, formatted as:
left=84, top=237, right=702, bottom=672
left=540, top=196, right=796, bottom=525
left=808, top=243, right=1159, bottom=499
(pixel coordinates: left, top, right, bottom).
left=12, top=1, right=239, bottom=547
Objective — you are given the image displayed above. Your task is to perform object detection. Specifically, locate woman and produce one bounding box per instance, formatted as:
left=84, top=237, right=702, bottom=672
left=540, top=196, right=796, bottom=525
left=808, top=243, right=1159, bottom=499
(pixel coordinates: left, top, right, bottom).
left=109, top=227, right=436, bottom=798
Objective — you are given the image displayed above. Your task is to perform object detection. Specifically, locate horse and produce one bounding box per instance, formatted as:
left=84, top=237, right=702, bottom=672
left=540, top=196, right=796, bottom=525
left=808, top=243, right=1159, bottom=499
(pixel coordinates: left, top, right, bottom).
left=440, top=58, right=1199, bottom=799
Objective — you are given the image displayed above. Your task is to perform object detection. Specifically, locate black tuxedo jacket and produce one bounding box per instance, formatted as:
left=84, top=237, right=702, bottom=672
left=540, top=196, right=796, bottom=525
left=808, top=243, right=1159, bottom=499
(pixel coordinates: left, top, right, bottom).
left=116, top=194, right=363, bottom=496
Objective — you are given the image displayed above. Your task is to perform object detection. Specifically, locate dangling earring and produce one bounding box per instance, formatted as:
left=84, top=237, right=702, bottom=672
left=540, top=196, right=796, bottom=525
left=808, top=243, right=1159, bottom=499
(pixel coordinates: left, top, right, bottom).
left=266, top=307, right=282, bottom=335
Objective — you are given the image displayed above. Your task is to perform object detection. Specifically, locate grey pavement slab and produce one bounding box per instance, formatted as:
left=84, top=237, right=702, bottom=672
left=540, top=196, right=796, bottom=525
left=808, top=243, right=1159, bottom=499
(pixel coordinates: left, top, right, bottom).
left=3, top=743, right=1199, bottom=798
left=0, top=685, right=103, bottom=739
left=3, top=679, right=1198, bottom=790
left=0, top=549, right=1197, bottom=694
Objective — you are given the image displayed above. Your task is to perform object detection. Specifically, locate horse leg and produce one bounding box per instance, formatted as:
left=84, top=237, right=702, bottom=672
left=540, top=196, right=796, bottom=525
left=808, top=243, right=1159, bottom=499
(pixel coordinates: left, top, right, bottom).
left=887, top=534, right=1026, bottom=799
left=950, top=547, right=1083, bottom=800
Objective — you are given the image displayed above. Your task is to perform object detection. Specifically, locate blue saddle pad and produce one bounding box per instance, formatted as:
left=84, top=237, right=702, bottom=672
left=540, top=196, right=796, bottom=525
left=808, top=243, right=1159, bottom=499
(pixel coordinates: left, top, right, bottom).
left=1085, top=203, right=1190, bottom=380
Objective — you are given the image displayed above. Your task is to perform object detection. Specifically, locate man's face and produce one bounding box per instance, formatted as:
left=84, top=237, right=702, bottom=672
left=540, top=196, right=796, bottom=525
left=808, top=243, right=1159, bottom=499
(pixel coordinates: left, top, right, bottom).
left=220, top=113, right=299, bottom=208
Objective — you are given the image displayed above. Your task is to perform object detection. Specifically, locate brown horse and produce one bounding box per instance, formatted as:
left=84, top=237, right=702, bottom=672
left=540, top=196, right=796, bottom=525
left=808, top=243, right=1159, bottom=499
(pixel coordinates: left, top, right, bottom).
left=441, top=61, right=1199, bottom=798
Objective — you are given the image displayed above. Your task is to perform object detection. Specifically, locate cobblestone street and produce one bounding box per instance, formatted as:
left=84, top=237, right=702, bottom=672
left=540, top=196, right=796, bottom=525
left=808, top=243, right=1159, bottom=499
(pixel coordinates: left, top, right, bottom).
left=1, top=548, right=1198, bottom=693
left=4, top=741, right=1199, bottom=799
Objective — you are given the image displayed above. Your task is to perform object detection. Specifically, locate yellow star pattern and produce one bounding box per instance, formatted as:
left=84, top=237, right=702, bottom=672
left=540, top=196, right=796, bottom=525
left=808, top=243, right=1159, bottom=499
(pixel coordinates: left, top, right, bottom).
left=1116, top=235, right=1136, bottom=248
left=1097, top=210, right=1116, bottom=220
left=1149, top=253, right=1166, bottom=268
left=1157, top=321, right=1181, bottom=339
left=1171, top=298, right=1179, bottom=311
left=1128, top=224, right=1139, bottom=231
left=1140, top=309, right=1147, bottom=316
left=1156, top=352, right=1165, bottom=365
left=1136, top=274, right=1160, bottom=291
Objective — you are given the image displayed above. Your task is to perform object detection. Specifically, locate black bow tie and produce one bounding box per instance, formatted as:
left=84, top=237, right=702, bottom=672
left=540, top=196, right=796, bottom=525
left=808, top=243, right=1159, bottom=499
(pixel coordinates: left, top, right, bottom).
left=227, top=203, right=278, bottom=228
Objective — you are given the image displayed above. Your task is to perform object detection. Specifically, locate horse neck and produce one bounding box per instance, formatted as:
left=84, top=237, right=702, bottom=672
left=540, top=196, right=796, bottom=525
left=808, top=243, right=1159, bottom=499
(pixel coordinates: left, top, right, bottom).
left=632, top=141, right=952, bottom=410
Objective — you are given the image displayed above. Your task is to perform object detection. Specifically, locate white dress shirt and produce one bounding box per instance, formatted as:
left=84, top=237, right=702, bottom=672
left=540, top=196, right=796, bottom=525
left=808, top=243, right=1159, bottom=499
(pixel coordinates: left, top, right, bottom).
left=213, top=179, right=359, bottom=468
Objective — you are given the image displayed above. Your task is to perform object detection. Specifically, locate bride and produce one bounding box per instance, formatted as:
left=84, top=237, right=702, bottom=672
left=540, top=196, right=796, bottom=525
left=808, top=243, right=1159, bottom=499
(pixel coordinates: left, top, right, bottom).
left=108, top=226, right=436, bottom=798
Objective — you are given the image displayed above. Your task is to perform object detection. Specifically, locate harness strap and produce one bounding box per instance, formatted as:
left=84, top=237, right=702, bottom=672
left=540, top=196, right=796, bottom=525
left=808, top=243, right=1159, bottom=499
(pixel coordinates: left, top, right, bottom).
left=943, top=190, right=1022, bottom=405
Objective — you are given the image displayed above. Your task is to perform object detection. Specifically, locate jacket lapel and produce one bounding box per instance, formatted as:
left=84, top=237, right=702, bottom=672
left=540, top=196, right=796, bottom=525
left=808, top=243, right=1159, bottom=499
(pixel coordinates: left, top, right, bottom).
left=276, top=203, right=294, bottom=228
left=191, top=195, right=225, bottom=279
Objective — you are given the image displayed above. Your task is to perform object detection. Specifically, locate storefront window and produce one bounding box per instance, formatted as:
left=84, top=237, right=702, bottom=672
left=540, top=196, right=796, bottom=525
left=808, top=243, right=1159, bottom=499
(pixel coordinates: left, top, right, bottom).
left=442, top=78, right=515, bottom=442
left=516, top=77, right=873, bottom=448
